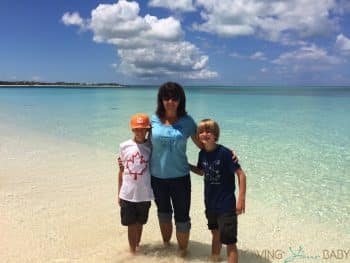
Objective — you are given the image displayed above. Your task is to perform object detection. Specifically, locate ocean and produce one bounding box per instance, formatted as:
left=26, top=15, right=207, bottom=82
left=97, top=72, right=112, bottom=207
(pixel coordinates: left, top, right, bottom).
left=1, top=85, right=349, bottom=262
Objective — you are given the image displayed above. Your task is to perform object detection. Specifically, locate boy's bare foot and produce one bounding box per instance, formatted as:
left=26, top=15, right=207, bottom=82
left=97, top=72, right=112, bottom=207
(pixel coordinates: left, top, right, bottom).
left=129, top=248, right=137, bottom=255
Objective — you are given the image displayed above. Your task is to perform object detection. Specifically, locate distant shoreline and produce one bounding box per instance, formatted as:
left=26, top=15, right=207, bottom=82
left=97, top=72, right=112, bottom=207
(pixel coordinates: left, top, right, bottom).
left=0, top=81, right=125, bottom=88
left=1, top=84, right=350, bottom=89
left=0, top=84, right=125, bottom=88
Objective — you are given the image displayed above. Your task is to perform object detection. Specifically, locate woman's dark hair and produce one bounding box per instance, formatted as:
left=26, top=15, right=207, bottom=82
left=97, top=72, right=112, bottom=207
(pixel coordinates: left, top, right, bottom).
left=156, top=82, right=187, bottom=118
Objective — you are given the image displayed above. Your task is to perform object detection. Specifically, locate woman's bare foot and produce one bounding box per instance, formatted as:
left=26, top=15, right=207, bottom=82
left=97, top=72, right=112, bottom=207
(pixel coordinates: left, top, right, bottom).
left=178, top=248, right=188, bottom=258
left=163, top=241, right=171, bottom=247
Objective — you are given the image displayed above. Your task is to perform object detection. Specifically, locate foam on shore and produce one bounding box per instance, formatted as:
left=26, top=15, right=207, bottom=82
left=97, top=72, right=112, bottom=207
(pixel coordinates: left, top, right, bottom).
left=1, top=120, right=349, bottom=262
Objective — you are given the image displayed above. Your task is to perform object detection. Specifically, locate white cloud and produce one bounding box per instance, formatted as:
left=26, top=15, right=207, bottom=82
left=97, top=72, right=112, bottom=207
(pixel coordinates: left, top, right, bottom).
left=250, top=52, right=266, bottom=60
left=117, top=42, right=217, bottom=78
left=273, top=44, right=342, bottom=72
left=335, top=34, right=350, bottom=55
left=193, top=0, right=257, bottom=37
left=89, top=1, right=149, bottom=43
left=194, top=0, right=339, bottom=43
left=63, top=0, right=216, bottom=80
left=144, top=15, right=183, bottom=41
left=229, top=52, right=243, bottom=59
left=334, top=0, right=350, bottom=15
left=229, top=51, right=266, bottom=60
left=149, top=0, right=195, bottom=12
left=61, top=12, right=86, bottom=28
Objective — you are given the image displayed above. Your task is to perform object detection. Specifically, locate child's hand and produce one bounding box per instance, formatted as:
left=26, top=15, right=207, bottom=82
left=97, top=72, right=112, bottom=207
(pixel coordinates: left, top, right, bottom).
left=236, top=197, right=245, bottom=215
left=117, top=197, right=121, bottom=206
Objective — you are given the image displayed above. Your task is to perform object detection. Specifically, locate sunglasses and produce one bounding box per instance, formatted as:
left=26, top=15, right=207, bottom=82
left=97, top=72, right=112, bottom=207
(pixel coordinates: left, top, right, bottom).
left=162, top=95, right=179, bottom=101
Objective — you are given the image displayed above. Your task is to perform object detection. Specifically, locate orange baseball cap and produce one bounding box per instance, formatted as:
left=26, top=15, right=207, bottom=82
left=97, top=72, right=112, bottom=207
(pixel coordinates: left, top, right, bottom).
left=130, top=113, right=151, bottom=129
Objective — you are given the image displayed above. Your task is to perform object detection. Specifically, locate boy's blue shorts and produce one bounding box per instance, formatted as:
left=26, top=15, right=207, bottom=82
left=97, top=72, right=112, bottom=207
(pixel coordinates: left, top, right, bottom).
left=151, top=175, right=191, bottom=232
left=205, top=210, right=237, bottom=244
left=120, top=199, right=151, bottom=226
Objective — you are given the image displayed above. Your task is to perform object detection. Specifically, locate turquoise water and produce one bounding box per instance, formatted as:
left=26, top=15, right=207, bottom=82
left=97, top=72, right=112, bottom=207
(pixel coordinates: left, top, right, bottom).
left=1, top=86, right=349, bottom=232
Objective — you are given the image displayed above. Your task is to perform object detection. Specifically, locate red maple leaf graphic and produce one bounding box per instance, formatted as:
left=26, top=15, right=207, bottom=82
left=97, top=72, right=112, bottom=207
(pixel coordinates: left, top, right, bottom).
left=125, top=152, right=148, bottom=180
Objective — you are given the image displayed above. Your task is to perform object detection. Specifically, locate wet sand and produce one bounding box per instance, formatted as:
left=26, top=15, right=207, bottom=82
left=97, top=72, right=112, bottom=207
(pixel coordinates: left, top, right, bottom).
left=1, top=120, right=348, bottom=262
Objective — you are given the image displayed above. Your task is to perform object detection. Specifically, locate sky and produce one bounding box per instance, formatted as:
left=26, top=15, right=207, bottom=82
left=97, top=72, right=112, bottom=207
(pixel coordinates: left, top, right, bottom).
left=1, top=0, right=350, bottom=86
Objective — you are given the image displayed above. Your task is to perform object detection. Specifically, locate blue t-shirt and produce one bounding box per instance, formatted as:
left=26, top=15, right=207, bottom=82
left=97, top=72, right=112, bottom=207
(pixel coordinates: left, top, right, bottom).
left=150, top=114, right=197, bottom=179
left=197, top=144, right=241, bottom=212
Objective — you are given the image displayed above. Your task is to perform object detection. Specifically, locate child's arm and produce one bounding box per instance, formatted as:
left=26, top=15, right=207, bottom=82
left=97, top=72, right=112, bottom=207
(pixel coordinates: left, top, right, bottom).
left=189, top=163, right=204, bottom=176
left=235, top=168, right=246, bottom=215
left=117, top=158, right=124, bottom=206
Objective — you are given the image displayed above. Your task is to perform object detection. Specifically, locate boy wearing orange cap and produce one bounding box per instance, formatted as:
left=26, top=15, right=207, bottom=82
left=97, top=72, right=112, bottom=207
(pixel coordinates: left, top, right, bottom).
left=117, top=113, right=154, bottom=254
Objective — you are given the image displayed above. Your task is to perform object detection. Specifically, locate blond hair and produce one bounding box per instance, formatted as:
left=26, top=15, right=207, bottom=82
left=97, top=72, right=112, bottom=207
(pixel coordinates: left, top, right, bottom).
left=197, top=119, right=220, bottom=141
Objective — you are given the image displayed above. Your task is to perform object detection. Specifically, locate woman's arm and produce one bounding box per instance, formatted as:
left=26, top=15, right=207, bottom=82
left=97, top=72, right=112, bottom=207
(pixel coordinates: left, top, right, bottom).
left=189, top=163, right=204, bottom=176
left=191, top=134, right=203, bottom=149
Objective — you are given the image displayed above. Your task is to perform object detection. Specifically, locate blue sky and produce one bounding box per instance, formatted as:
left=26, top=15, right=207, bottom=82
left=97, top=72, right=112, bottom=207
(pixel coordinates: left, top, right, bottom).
left=1, top=0, right=350, bottom=85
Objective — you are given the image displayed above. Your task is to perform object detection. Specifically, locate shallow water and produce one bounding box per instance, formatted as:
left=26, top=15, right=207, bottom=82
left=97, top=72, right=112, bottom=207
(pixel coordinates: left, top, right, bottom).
left=1, top=86, right=349, bottom=262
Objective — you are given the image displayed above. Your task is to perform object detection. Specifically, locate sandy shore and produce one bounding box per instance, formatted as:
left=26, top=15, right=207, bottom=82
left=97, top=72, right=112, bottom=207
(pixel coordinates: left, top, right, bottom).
left=1, top=120, right=349, bottom=263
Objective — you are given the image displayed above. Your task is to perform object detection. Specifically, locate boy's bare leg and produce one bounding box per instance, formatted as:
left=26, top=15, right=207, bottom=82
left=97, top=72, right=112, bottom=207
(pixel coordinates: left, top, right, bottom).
left=160, top=222, right=172, bottom=245
left=128, top=224, right=138, bottom=254
left=176, top=231, right=189, bottom=257
left=211, top=229, right=222, bottom=261
left=136, top=223, right=143, bottom=247
left=227, top=244, right=238, bottom=263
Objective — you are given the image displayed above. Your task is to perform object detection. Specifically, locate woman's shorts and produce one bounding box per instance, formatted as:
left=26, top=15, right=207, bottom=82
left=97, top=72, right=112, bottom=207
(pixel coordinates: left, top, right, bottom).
left=120, top=199, right=151, bottom=226
left=205, top=210, right=237, bottom=244
left=151, top=175, right=191, bottom=224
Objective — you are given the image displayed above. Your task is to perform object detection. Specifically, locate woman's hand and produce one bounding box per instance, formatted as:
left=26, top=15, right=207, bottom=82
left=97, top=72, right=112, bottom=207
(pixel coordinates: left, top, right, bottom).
left=117, top=157, right=124, bottom=169
left=231, top=150, right=239, bottom=163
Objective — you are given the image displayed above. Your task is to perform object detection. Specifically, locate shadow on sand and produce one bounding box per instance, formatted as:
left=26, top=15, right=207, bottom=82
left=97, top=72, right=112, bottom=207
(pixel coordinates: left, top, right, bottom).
left=130, top=240, right=272, bottom=263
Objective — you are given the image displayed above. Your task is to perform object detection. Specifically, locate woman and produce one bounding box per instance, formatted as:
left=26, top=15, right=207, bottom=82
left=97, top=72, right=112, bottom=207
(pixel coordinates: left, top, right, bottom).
left=117, top=82, right=237, bottom=255
left=150, top=82, right=202, bottom=256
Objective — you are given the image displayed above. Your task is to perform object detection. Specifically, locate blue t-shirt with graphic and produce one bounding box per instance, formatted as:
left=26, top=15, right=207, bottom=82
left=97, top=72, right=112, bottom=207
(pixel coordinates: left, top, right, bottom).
left=197, top=144, right=241, bottom=212
left=150, top=114, right=197, bottom=179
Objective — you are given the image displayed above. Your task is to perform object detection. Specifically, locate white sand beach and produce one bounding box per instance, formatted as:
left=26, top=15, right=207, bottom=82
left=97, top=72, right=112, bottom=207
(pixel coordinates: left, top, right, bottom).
left=1, top=120, right=349, bottom=263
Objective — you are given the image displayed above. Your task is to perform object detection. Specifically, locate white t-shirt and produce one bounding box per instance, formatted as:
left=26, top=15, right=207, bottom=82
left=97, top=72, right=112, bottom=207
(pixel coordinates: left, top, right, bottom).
left=118, top=139, right=154, bottom=202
